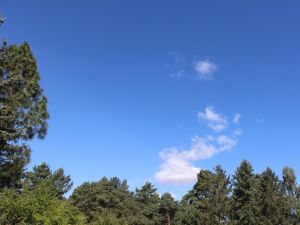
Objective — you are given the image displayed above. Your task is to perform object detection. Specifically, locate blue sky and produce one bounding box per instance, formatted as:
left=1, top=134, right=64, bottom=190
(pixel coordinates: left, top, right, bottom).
left=2, top=0, right=300, bottom=198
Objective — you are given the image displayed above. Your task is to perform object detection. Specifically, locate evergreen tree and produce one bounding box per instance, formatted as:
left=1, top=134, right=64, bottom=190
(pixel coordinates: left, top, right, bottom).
left=133, top=182, right=162, bottom=225
left=23, top=163, right=73, bottom=198
left=71, top=177, right=134, bottom=223
left=213, top=165, right=232, bottom=224
left=174, top=204, right=200, bottom=225
left=0, top=40, right=49, bottom=188
left=231, top=160, right=258, bottom=225
left=257, top=167, right=281, bottom=225
left=159, top=193, right=178, bottom=225
left=186, top=166, right=231, bottom=225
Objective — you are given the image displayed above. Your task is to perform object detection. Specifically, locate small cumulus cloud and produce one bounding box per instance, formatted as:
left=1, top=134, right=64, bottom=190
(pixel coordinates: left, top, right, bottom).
left=198, top=106, right=228, bottom=132
left=194, top=60, right=217, bottom=80
left=155, top=148, right=200, bottom=184
left=167, top=52, right=217, bottom=81
left=155, top=107, right=242, bottom=185
left=155, top=135, right=237, bottom=184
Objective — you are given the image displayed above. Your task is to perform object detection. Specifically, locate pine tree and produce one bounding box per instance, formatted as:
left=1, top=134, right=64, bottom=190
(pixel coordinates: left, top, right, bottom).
left=0, top=40, right=49, bottom=188
left=187, top=166, right=231, bottom=225
left=23, top=163, right=73, bottom=198
left=71, top=177, right=134, bottom=223
left=159, top=193, right=178, bottom=225
left=133, top=182, right=162, bottom=225
left=174, top=204, right=200, bottom=225
left=214, top=165, right=232, bottom=224
left=257, top=167, right=281, bottom=225
left=231, top=160, right=258, bottom=225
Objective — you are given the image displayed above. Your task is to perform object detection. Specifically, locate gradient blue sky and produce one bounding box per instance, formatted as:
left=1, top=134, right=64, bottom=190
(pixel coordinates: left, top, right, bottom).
left=2, top=0, right=300, bottom=198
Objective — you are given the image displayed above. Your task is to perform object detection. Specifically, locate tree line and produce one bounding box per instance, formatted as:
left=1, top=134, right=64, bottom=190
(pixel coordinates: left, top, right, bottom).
left=69, top=162, right=300, bottom=225
left=1, top=16, right=300, bottom=224
left=1, top=160, right=300, bottom=224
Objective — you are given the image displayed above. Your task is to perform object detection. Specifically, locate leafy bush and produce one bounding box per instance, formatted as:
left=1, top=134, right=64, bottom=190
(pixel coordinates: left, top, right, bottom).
left=0, top=181, right=86, bottom=225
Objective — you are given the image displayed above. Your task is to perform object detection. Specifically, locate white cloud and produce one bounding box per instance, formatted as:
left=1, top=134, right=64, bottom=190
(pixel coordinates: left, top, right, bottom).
left=155, top=151, right=200, bottom=184
left=194, top=60, right=217, bottom=80
left=217, top=135, right=237, bottom=151
left=155, top=106, right=242, bottom=185
left=198, top=106, right=228, bottom=132
left=233, top=113, right=241, bottom=124
left=155, top=135, right=237, bottom=184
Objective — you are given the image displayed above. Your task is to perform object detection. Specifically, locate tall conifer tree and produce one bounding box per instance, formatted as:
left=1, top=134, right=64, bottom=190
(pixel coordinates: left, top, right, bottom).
left=0, top=18, right=49, bottom=188
left=257, top=167, right=281, bottom=225
left=133, top=182, right=161, bottom=225
left=159, top=193, right=178, bottom=225
left=187, top=166, right=231, bottom=225
left=231, top=160, right=258, bottom=225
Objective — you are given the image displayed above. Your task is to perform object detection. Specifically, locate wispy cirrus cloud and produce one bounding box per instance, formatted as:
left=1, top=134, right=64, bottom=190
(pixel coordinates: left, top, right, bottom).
left=155, top=107, right=241, bottom=184
left=170, top=70, right=185, bottom=80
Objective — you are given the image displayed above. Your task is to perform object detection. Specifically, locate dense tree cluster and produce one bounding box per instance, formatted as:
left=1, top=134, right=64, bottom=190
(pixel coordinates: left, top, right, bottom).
left=3, top=158, right=300, bottom=224
left=1, top=15, right=300, bottom=225
left=66, top=161, right=300, bottom=225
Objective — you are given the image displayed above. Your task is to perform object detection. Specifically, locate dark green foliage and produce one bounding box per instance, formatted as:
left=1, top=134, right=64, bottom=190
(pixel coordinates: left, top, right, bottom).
left=231, top=160, right=259, bottom=225
left=71, top=180, right=164, bottom=225
left=174, top=204, right=201, bottom=225
left=3, top=159, right=300, bottom=225
left=70, top=177, right=134, bottom=223
left=23, top=163, right=73, bottom=197
left=0, top=42, right=49, bottom=188
left=133, top=182, right=162, bottom=225
left=256, top=167, right=281, bottom=225
left=182, top=165, right=231, bottom=225
left=159, top=193, right=178, bottom=225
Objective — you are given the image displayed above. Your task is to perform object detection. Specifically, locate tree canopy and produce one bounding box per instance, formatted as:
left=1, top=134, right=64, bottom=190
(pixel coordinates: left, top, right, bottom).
left=0, top=41, right=49, bottom=188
